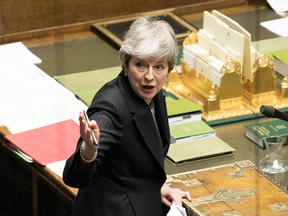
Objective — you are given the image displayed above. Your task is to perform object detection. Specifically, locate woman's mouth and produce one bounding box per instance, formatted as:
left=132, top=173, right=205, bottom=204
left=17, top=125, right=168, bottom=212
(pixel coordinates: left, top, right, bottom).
left=143, top=85, right=154, bottom=92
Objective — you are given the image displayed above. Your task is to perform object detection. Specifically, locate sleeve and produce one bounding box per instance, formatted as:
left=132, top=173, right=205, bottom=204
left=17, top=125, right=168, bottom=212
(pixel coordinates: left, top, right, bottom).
left=62, top=95, right=123, bottom=188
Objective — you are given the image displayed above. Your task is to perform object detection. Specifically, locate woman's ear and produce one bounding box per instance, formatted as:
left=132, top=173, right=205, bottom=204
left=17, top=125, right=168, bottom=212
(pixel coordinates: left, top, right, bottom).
left=124, top=65, right=128, bottom=76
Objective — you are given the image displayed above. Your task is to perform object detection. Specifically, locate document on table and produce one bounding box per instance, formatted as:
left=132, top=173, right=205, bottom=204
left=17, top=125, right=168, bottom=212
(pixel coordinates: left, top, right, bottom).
left=267, top=0, right=288, bottom=17
left=0, top=63, right=50, bottom=85
left=0, top=41, right=83, bottom=178
left=47, top=160, right=67, bottom=178
left=260, top=17, right=288, bottom=37
left=0, top=78, right=87, bottom=134
left=0, top=42, right=42, bottom=65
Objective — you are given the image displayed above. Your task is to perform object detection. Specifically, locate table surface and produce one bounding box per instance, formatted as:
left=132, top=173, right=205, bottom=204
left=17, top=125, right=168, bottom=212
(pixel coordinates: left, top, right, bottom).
left=165, top=117, right=288, bottom=175
left=26, top=7, right=288, bottom=186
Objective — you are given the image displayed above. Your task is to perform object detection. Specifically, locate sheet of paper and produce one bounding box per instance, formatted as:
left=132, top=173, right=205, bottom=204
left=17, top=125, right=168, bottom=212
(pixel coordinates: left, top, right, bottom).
left=197, top=32, right=210, bottom=52
left=203, top=11, right=228, bottom=37
left=183, top=51, right=196, bottom=68
left=0, top=42, right=42, bottom=65
left=212, top=9, right=252, bottom=77
left=0, top=78, right=87, bottom=134
left=196, top=57, right=210, bottom=80
left=267, top=0, right=288, bottom=15
left=260, top=17, right=288, bottom=37
left=47, top=160, right=67, bottom=178
left=215, top=21, right=244, bottom=67
left=210, top=41, right=234, bottom=63
left=0, top=63, right=50, bottom=85
left=209, top=61, right=221, bottom=87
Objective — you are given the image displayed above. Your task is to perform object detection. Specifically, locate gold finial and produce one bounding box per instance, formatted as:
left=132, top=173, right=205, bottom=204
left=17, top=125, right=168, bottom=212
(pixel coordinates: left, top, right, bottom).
left=183, top=32, right=197, bottom=46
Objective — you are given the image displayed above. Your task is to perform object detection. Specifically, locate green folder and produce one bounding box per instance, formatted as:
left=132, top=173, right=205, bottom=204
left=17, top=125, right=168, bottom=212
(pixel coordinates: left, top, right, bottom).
left=166, top=98, right=203, bottom=117
left=166, top=136, right=235, bottom=164
left=170, top=120, right=215, bottom=141
left=55, top=66, right=121, bottom=105
left=271, top=48, right=288, bottom=66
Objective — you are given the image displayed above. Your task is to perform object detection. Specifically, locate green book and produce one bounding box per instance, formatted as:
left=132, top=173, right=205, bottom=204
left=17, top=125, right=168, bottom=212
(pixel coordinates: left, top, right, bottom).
left=170, top=120, right=215, bottom=143
left=166, top=136, right=235, bottom=164
left=272, top=48, right=288, bottom=65
left=245, top=119, right=288, bottom=149
left=166, top=98, right=203, bottom=125
left=270, top=48, right=288, bottom=78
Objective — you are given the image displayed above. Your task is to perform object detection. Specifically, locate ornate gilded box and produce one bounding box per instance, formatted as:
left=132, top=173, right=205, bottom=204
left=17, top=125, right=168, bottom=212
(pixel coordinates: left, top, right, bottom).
left=166, top=160, right=288, bottom=216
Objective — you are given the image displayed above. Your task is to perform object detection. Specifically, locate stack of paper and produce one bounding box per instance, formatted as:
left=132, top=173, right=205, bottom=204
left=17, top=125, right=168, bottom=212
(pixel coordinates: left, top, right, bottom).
left=0, top=42, right=42, bottom=65
left=0, top=78, right=87, bottom=134
left=0, top=42, right=87, bottom=134
left=0, top=42, right=89, bottom=177
left=0, top=42, right=49, bottom=84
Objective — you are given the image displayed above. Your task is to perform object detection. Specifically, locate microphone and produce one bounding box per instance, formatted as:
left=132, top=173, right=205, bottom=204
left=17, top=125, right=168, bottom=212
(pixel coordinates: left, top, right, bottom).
left=260, top=105, right=288, bottom=122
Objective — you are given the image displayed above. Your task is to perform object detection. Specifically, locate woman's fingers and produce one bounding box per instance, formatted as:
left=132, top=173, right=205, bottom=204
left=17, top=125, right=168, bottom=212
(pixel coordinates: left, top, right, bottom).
left=79, top=111, right=88, bottom=138
left=89, top=120, right=100, bottom=144
left=182, top=191, right=193, bottom=202
left=79, top=111, right=100, bottom=146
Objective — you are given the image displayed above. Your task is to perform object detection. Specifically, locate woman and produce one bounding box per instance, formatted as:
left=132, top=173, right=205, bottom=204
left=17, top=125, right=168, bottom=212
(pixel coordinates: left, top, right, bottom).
left=63, top=17, right=192, bottom=216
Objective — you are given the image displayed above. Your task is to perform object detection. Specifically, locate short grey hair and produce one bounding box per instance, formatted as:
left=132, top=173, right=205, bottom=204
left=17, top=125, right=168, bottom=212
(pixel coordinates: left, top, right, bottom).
left=119, top=17, right=178, bottom=72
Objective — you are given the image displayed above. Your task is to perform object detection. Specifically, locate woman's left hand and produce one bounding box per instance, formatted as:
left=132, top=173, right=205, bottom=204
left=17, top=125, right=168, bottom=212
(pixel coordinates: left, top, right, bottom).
left=161, top=184, right=193, bottom=207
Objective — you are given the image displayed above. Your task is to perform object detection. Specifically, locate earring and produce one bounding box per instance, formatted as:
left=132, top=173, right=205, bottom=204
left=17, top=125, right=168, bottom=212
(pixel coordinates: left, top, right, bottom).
left=124, top=72, right=128, bottom=76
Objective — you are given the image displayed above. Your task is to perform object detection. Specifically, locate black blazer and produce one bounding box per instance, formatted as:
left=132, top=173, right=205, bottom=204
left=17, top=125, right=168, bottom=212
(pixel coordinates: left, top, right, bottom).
left=63, top=70, right=171, bottom=216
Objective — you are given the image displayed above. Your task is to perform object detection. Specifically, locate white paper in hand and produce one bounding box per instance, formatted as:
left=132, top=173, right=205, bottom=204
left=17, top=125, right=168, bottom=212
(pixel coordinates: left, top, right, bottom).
left=167, top=202, right=187, bottom=216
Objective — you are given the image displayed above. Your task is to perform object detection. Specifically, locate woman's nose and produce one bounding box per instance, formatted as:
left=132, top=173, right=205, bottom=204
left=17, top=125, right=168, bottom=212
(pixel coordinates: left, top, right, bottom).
left=145, top=67, right=154, bottom=80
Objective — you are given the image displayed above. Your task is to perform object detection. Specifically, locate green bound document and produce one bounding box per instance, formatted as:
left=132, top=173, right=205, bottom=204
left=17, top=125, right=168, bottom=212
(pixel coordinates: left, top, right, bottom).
left=270, top=48, right=288, bottom=78
left=245, top=119, right=288, bottom=149
left=166, top=99, right=203, bottom=125
left=166, top=98, right=203, bottom=116
left=166, top=136, right=235, bottom=164
left=170, top=120, right=215, bottom=143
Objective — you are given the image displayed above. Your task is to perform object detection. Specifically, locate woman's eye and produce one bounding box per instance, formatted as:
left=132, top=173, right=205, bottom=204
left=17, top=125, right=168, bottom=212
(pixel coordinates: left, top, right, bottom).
left=136, top=63, right=144, bottom=68
left=155, top=65, right=164, bottom=70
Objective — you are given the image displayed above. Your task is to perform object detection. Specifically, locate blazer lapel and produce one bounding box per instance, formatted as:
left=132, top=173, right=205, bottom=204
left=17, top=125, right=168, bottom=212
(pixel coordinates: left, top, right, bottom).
left=116, top=71, right=166, bottom=170
left=154, top=92, right=170, bottom=150
left=133, top=105, right=165, bottom=170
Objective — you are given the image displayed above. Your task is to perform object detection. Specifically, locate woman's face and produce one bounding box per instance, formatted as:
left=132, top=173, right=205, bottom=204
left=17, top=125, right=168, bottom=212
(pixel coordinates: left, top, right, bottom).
left=125, top=56, right=169, bottom=105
